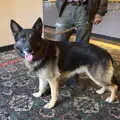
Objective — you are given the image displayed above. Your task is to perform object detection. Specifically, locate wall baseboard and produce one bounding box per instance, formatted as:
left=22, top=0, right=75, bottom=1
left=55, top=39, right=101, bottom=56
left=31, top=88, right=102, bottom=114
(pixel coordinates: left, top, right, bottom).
left=0, top=44, right=14, bottom=52
left=91, top=33, right=120, bottom=46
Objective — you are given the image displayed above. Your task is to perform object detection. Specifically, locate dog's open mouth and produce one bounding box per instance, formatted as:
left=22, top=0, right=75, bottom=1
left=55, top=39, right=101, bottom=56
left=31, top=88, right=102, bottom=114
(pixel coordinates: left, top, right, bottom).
left=23, top=49, right=45, bottom=62
left=24, top=51, right=42, bottom=62
left=23, top=50, right=33, bottom=62
left=25, top=53, right=33, bottom=62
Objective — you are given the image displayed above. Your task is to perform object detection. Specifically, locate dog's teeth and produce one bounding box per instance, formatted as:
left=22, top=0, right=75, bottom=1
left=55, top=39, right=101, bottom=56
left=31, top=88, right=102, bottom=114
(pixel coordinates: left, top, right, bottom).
left=25, top=54, right=33, bottom=62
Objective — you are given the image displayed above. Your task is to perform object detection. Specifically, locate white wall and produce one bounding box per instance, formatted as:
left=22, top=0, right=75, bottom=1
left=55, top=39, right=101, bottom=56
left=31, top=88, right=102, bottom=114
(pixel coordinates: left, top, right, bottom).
left=92, top=11, right=120, bottom=38
left=0, top=0, right=43, bottom=47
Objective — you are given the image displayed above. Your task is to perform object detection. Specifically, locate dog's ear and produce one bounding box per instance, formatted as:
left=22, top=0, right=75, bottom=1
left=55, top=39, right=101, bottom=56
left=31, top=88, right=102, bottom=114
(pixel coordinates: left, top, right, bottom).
left=10, top=20, right=23, bottom=38
left=32, top=17, right=42, bottom=33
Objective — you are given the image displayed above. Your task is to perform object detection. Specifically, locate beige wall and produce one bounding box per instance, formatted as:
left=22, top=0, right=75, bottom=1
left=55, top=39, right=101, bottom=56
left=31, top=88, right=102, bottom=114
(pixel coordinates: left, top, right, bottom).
left=0, top=0, right=43, bottom=47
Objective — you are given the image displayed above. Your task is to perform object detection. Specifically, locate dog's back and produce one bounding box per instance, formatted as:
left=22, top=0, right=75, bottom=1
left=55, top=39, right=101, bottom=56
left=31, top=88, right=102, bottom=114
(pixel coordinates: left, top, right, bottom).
left=57, top=42, right=112, bottom=71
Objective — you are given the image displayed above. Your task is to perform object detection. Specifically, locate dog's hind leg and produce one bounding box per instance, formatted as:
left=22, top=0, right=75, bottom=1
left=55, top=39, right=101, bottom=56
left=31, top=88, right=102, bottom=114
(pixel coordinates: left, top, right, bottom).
left=87, top=71, right=118, bottom=103
left=105, top=84, right=118, bottom=103
left=103, top=61, right=118, bottom=103
left=85, top=68, right=107, bottom=94
left=86, top=61, right=118, bottom=103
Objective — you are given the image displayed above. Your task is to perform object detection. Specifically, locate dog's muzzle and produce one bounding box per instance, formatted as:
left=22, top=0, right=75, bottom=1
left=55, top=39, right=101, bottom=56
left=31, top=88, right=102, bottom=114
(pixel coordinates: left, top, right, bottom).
left=23, top=50, right=33, bottom=62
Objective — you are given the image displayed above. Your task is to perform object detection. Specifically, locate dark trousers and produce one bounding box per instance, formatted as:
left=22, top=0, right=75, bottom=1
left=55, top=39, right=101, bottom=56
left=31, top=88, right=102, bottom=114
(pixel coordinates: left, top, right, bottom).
left=55, top=4, right=92, bottom=43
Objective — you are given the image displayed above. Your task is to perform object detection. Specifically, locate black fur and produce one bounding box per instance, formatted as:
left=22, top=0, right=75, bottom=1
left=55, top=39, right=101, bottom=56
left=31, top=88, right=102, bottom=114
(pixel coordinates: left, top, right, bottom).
left=56, top=42, right=113, bottom=71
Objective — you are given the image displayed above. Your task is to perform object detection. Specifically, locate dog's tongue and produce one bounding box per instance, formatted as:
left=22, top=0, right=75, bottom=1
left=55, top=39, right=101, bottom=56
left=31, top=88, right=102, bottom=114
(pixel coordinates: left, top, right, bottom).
left=25, top=53, right=33, bottom=62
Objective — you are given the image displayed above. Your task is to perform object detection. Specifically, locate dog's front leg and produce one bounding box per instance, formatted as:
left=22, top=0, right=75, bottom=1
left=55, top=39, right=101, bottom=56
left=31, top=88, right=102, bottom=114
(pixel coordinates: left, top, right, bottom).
left=33, top=78, right=48, bottom=97
left=44, top=77, right=59, bottom=109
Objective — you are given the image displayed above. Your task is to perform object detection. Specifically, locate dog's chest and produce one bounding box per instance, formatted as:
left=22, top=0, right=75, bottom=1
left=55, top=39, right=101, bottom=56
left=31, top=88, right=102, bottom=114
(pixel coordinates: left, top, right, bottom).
left=24, top=59, right=60, bottom=79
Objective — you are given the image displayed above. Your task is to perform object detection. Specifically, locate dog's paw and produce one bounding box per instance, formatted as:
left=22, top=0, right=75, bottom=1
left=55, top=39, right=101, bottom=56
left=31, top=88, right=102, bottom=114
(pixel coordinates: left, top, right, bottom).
left=96, top=87, right=105, bottom=94
left=32, top=92, right=42, bottom=97
left=44, top=101, right=56, bottom=109
left=105, top=97, right=113, bottom=103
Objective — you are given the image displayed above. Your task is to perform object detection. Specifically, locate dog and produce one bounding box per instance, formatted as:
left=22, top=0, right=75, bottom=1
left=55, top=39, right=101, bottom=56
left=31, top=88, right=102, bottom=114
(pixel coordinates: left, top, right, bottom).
left=10, top=17, right=118, bottom=109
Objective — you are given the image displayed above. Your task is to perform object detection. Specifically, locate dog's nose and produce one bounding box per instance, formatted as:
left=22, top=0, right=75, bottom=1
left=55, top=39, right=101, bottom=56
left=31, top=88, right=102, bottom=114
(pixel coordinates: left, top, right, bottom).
left=23, top=48, right=32, bottom=54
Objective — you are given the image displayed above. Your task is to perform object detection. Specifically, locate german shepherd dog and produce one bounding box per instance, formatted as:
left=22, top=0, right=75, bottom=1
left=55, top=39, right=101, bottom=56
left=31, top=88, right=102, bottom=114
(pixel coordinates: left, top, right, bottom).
left=10, top=17, right=118, bottom=109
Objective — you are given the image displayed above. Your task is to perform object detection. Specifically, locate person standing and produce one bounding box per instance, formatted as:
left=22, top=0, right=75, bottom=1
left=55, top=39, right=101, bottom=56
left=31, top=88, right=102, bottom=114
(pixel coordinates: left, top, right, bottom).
left=54, top=0, right=108, bottom=85
left=55, top=0, right=108, bottom=43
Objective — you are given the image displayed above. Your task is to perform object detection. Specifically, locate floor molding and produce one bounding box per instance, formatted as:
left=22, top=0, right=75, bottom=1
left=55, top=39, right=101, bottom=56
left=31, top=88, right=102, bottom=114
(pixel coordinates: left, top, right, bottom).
left=0, top=44, right=14, bottom=52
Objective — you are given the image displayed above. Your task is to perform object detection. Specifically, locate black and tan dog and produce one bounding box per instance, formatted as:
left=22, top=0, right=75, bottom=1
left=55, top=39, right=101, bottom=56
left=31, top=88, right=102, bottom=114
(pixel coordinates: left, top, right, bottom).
left=10, top=17, right=118, bottom=109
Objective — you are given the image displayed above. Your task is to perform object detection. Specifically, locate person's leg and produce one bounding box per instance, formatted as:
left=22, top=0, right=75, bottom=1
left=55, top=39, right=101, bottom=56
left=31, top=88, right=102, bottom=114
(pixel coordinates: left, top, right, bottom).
left=55, top=4, right=77, bottom=85
left=54, top=4, right=75, bottom=43
left=74, top=4, right=92, bottom=43
left=55, top=19, right=73, bottom=44
left=67, top=4, right=93, bottom=85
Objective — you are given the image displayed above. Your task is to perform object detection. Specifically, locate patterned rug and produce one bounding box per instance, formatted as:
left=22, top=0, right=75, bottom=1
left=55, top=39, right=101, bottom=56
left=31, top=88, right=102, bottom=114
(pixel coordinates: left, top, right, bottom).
left=0, top=49, right=120, bottom=120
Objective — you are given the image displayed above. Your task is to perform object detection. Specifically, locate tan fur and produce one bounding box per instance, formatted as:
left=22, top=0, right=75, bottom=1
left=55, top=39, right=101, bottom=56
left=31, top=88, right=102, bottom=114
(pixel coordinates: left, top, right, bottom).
left=105, top=60, right=118, bottom=103
left=44, top=72, right=71, bottom=108
left=44, top=75, right=60, bottom=108
left=106, top=84, right=118, bottom=103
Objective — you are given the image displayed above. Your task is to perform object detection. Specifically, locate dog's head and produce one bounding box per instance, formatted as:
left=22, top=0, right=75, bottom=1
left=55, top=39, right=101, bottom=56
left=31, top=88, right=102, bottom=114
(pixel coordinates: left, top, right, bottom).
left=10, top=17, right=44, bottom=62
